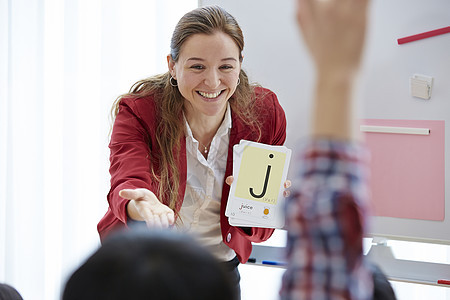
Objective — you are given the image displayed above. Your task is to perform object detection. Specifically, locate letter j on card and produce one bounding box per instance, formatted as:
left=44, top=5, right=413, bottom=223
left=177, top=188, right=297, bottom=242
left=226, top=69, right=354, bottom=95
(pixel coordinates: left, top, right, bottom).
left=225, top=140, right=291, bottom=228
left=236, top=146, right=285, bottom=203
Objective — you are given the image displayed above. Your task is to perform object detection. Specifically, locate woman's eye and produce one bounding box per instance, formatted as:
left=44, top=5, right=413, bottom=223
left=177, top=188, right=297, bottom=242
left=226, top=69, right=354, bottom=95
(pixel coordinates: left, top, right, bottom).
left=220, top=65, right=233, bottom=70
left=190, top=65, right=204, bottom=70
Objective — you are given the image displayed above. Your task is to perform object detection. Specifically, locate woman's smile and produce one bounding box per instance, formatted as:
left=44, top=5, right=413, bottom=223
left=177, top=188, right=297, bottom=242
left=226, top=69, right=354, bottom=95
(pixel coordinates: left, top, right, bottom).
left=197, top=90, right=225, bottom=100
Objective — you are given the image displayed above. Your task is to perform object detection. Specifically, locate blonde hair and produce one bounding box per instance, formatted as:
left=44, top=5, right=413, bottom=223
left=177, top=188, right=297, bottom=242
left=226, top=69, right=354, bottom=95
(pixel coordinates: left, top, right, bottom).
left=111, top=6, right=262, bottom=211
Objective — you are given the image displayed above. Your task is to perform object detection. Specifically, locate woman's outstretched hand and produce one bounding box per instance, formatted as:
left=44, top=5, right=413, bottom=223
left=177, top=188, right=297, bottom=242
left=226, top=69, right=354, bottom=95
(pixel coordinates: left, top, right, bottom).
left=120, top=188, right=175, bottom=228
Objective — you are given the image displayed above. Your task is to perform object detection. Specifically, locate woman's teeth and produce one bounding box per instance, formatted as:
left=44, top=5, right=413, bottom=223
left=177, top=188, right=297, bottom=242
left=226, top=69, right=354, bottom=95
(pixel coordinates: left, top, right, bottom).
left=198, top=91, right=221, bottom=99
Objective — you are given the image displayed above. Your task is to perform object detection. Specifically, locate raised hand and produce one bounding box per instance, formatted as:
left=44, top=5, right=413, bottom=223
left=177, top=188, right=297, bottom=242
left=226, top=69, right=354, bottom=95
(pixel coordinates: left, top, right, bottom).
left=296, top=0, right=370, bottom=141
left=296, top=0, right=370, bottom=77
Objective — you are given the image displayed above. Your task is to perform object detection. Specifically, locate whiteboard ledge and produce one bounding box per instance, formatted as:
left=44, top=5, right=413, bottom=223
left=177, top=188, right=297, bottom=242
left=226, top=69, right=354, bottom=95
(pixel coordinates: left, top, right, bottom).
left=360, top=125, right=430, bottom=135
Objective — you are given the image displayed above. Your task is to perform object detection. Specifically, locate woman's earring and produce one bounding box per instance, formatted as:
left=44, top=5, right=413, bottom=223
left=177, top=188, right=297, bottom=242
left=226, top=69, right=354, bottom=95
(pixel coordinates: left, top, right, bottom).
left=170, top=76, right=178, bottom=87
left=237, top=78, right=240, bottom=86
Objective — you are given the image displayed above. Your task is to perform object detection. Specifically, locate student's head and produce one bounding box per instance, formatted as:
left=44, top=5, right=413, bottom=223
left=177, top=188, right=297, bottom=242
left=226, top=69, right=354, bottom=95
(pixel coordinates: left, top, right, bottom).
left=370, top=263, right=397, bottom=300
left=62, top=228, right=237, bottom=300
left=0, top=283, right=23, bottom=300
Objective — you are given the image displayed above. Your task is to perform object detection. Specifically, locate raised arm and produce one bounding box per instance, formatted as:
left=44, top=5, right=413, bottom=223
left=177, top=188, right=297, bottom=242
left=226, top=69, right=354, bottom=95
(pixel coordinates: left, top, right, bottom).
left=280, top=0, right=374, bottom=299
left=297, top=0, right=369, bottom=140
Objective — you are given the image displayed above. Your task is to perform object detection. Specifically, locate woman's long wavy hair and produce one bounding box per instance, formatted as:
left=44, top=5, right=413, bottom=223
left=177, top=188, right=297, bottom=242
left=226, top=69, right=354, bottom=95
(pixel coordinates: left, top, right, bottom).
left=110, top=6, right=262, bottom=212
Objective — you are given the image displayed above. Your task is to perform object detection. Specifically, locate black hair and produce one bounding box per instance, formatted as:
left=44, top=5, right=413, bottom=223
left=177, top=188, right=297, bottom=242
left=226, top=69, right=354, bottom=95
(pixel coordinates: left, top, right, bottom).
left=63, top=227, right=237, bottom=300
left=0, top=283, right=23, bottom=300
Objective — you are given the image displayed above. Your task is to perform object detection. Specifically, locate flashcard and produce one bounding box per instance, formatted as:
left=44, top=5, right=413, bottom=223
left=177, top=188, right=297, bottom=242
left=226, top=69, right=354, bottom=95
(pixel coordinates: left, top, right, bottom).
left=225, top=140, right=291, bottom=228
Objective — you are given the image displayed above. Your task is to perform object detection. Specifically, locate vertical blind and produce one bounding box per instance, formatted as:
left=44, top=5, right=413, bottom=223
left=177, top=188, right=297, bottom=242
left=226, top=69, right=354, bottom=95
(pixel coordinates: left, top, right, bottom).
left=0, top=0, right=197, bottom=299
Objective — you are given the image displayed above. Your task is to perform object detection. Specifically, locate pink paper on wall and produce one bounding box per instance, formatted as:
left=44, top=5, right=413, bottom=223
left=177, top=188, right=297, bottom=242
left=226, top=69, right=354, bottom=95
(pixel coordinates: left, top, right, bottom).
left=361, top=119, right=445, bottom=221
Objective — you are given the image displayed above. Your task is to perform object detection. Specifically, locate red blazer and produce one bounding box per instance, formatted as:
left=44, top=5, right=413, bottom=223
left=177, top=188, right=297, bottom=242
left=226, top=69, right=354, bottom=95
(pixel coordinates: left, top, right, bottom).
left=97, top=86, right=287, bottom=263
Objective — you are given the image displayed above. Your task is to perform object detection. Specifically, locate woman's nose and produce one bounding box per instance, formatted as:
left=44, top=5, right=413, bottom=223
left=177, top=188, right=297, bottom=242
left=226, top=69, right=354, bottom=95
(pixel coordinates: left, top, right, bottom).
left=204, top=70, right=221, bottom=89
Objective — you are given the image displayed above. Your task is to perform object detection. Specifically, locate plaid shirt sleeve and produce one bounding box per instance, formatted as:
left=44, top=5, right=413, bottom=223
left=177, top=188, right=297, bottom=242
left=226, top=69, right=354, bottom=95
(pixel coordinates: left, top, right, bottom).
left=280, top=139, right=374, bottom=300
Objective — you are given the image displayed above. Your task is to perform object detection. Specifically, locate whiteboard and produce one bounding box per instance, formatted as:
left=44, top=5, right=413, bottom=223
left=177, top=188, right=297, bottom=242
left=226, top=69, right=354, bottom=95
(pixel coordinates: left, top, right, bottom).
left=200, top=0, right=450, bottom=244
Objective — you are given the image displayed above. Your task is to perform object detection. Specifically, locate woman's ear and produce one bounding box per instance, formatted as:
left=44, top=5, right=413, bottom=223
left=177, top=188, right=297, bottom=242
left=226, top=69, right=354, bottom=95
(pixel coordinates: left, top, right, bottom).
left=167, top=55, right=176, bottom=79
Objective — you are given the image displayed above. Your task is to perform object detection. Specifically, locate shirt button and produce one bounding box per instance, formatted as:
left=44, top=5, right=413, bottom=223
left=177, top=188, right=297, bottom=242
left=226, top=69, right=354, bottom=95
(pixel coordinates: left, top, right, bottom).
left=226, top=233, right=231, bottom=242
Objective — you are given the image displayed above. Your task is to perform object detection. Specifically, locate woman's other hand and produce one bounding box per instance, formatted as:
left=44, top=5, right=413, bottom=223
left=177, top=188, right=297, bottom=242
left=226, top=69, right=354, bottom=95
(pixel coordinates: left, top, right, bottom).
left=120, top=188, right=175, bottom=228
left=283, top=180, right=291, bottom=197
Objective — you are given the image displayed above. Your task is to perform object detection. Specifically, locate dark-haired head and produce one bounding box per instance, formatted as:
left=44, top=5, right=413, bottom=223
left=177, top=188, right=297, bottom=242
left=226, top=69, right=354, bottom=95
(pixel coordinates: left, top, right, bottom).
left=63, top=228, right=238, bottom=300
left=0, top=283, right=23, bottom=300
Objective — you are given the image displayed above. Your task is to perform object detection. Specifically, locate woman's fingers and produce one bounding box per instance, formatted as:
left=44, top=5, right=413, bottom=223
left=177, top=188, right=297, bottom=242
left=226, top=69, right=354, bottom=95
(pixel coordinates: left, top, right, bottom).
left=284, top=180, right=291, bottom=198
left=144, top=213, right=156, bottom=228
left=131, top=199, right=156, bottom=225
left=167, top=212, right=175, bottom=226
left=225, top=176, right=234, bottom=186
left=143, top=207, right=173, bottom=229
left=284, top=180, right=292, bottom=189
left=160, top=211, right=175, bottom=227
left=153, top=209, right=175, bottom=228
left=119, top=188, right=153, bottom=201
left=145, top=203, right=174, bottom=228
left=151, top=214, right=163, bottom=229
left=159, top=214, right=169, bottom=228
left=119, top=189, right=144, bottom=200
left=121, top=188, right=175, bottom=228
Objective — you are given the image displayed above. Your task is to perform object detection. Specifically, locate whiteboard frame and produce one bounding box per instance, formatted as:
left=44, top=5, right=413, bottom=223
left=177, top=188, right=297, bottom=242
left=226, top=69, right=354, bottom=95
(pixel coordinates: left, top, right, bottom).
left=200, top=0, right=450, bottom=245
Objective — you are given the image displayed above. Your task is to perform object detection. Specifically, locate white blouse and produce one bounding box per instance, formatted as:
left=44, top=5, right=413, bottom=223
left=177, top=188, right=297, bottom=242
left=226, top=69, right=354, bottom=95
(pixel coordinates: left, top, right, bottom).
left=177, top=103, right=235, bottom=262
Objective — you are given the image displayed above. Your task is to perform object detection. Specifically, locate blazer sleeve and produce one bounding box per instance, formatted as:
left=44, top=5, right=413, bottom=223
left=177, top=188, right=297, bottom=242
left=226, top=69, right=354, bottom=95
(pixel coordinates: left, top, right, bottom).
left=107, top=98, right=155, bottom=224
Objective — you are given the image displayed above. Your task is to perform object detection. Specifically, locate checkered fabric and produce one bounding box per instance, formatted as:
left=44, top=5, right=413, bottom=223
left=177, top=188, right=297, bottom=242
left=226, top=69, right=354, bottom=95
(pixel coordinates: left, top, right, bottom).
left=280, top=139, right=374, bottom=300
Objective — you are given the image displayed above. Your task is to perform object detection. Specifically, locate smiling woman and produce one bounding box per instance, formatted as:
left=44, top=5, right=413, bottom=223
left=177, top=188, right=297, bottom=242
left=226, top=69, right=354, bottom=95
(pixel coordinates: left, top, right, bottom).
left=97, top=5, right=288, bottom=299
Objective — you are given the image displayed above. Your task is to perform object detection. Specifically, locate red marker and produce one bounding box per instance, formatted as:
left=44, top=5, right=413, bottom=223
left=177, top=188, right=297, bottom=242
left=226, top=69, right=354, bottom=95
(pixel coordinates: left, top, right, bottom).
left=397, top=26, right=450, bottom=45
left=437, top=280, right=450, bottom=285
